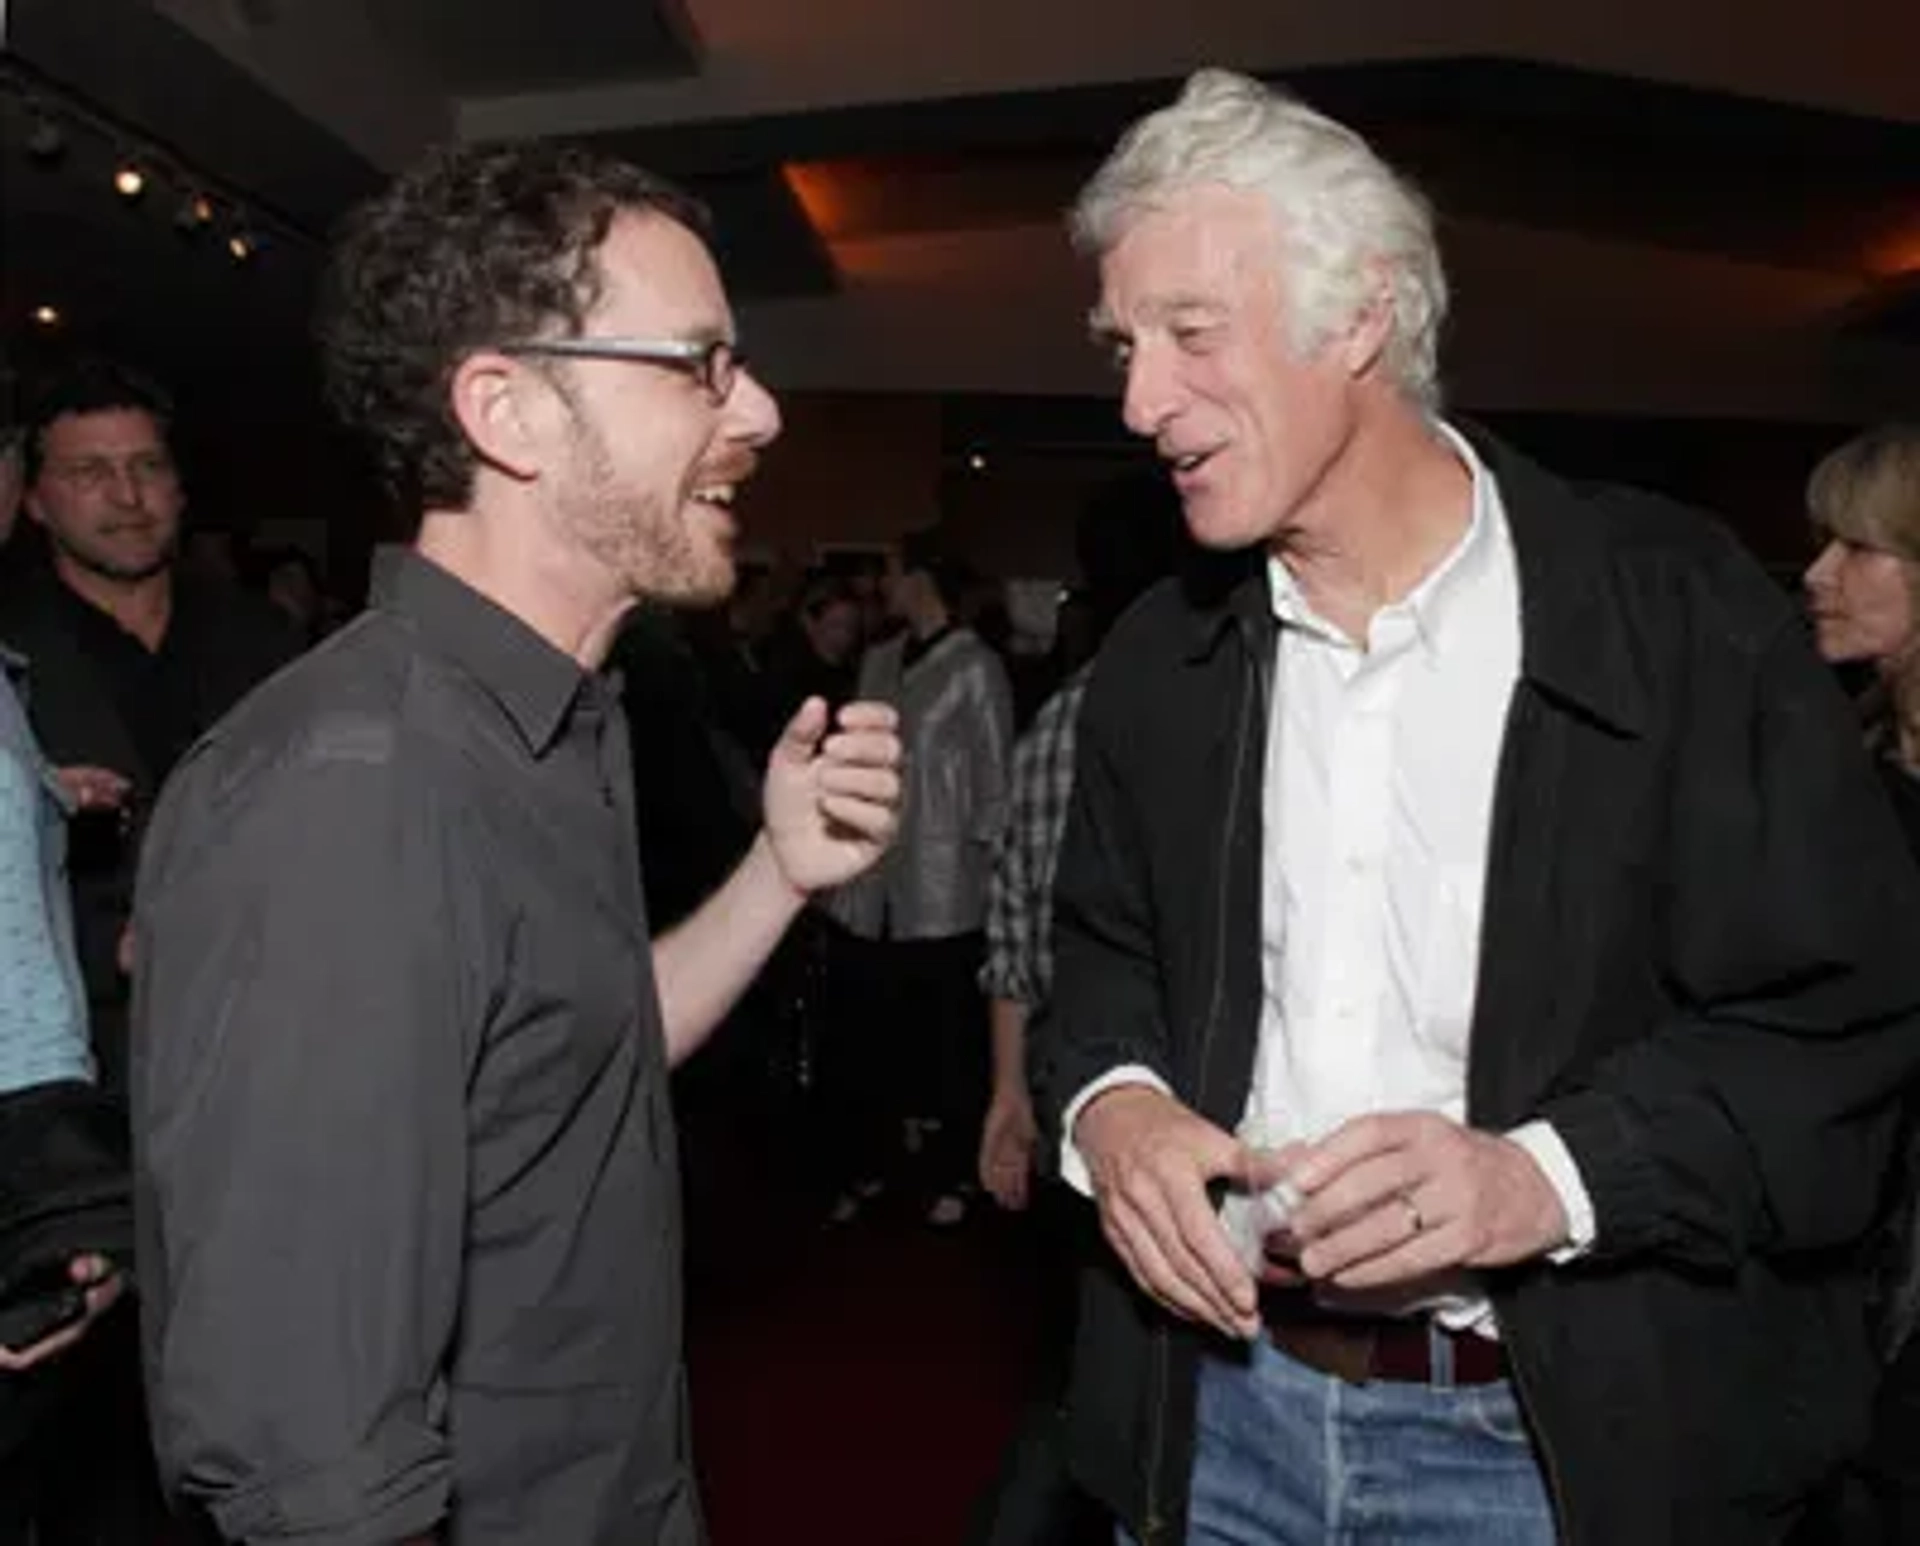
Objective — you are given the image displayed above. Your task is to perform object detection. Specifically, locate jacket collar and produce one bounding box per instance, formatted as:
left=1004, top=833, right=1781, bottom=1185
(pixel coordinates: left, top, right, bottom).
left=1178, top=549, right=1269, bottom=665
left=1465, top=424, right=1650, bottom=739
left=1176, top=424, right=1650, bottom=738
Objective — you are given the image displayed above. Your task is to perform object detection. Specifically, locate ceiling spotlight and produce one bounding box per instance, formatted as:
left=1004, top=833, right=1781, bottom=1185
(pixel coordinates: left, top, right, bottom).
left=31, top=304, right=61, bottom=328
left=26, top=114, right=66, bottom=163
left=967, top=451, right=988, bottom=473
left=176, top=191, right=215, bottom=233
left=113, top=162, right=146, bottom=199
left=227, top=229, right=258, bottom=262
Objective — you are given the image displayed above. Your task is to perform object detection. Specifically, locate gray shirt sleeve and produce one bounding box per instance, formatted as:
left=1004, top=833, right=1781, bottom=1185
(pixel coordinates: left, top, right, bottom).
left=133, top=731, right=478, bottom=1544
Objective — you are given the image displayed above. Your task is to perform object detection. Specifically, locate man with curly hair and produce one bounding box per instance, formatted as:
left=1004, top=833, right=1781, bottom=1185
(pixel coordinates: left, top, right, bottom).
left=129, top=143, right=903, bottom=1546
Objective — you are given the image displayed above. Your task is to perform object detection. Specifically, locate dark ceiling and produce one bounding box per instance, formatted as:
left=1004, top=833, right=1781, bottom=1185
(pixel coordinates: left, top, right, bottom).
left=367, top=0, right=703, bottom=96
left=589, top=58, right=1920, bottom=282
left=2, top=0, right=1917, bottom=435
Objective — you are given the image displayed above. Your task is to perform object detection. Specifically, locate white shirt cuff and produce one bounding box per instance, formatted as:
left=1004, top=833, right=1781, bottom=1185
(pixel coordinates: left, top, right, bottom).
left=1506, top=1120, right=1596, bottom=1263
left=1058, top=1065, right=1171, bottom=1195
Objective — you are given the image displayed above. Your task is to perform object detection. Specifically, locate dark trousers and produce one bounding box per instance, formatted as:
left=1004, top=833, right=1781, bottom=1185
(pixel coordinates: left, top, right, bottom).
left=966, top=1186, right=1108, bottom=1546
left=0, top=1305, right=168, bottom=1546
left=817, top=925, right=988, bottom=1199
left=1818, top=1332, right=1920, bottom=1545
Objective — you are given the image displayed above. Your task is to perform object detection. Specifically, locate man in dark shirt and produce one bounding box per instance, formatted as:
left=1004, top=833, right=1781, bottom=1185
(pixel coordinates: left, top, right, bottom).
left=1, top=360, right=298, bottom=1092
left=131, top=143, right=902, bottom=1546
left=765, top=571, right=862, bottom=722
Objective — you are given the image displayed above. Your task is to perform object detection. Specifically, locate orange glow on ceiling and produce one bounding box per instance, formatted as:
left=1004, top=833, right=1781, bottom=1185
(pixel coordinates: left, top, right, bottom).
left=782, top=162, right=855, bottom=241
left=783, top=153, right=1089, bottom=245
left=1867, top=224, right=1920, bottom=278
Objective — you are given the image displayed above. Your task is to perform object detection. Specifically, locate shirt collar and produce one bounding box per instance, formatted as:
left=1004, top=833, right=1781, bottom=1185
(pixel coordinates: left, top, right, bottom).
left=1266, top=419, right=1502, bottom=654
left=373, top=546, right=593, bottom=758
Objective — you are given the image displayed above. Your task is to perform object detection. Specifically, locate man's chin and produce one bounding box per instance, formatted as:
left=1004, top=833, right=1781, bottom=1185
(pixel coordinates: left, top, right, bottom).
left=646, top=558, right=736, bottom=611
left=1182, top=503, right=1256, bottom=553
left=85, top=552, right=173, bottom=584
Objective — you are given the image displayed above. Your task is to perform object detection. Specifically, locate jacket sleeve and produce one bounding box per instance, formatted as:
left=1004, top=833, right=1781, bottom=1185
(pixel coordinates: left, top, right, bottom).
left=1033, top=661, right=1173, bottom=1137
left=965, top=649, right=1016, bottom=850
left=1539, top=613, right=1920, bottom=1269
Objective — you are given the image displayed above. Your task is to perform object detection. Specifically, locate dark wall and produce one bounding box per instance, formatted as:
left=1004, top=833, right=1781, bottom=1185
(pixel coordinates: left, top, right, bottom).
left=1484, top=411, right=1848, bottom=572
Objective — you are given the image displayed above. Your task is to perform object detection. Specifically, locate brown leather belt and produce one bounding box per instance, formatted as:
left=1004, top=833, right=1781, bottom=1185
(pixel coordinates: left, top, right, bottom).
left=1260, top=1291, right=1507, bottom=1387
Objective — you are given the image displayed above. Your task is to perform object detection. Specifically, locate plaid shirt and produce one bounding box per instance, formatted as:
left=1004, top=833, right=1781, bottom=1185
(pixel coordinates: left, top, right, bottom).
left=980, top=666, right=1090, bottom=1008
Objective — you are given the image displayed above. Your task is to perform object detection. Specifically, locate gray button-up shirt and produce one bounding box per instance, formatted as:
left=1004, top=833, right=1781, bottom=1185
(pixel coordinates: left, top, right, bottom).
left=132, top=552, right=697, bottom=1545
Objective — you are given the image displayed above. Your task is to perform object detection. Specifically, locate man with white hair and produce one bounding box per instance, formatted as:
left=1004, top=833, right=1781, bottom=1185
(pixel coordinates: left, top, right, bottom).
left=1042, top=68, right=1920, bottom=1544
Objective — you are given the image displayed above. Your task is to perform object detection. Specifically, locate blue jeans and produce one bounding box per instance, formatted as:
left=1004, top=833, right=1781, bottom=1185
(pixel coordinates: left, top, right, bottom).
left=1124, top=1331, right=1556, bottom=1545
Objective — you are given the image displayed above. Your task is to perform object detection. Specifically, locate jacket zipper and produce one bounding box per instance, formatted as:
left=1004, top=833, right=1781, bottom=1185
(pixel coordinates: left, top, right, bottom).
left=1498, top=1319, right=1573, bottom=1544
left=1193, top=622, right=1267, bottom=1146
left=1142, top=623, right=1269, bottom=1543
left=1477, top=685, right=1573, bottom=1542
left=1140, top=1328, right=1172, bottom=1543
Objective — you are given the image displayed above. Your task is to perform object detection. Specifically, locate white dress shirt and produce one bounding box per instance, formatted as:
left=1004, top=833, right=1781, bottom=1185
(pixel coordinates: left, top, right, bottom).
left=1063, top=424, right=1594, bottom=1332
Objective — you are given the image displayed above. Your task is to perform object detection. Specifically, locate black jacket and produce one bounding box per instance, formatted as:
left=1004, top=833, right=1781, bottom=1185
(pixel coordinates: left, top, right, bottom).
left=1039, top=435, right=1920, bottom=1545
left=0, top=569, right=297, bottom=1014
left=0, top=1081, right=132, bottom=1312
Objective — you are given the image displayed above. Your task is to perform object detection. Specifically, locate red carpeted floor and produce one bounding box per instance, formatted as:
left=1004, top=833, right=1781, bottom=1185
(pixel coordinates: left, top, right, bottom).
left=678, top=1099, right=1059, bottom=1546
left=688, top=1212, right=1044, bottom=1545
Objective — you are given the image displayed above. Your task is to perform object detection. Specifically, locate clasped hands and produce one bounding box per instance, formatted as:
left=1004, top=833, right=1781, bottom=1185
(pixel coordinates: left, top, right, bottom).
left=1074, top=1086, right=1570, bottom=1341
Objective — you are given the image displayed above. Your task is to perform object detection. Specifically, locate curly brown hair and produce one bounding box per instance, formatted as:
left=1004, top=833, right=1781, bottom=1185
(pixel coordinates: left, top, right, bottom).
left=318, top=140, right=710, bottom=512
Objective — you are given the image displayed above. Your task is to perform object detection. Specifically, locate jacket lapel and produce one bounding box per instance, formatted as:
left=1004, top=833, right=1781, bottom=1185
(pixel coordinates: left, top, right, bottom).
left=1463, top=433, right=1653, bottom=1124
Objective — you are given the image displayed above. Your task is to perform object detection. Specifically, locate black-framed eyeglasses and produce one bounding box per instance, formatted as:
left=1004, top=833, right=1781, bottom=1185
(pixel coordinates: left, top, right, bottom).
left=499, top=336, right=745, bottom=404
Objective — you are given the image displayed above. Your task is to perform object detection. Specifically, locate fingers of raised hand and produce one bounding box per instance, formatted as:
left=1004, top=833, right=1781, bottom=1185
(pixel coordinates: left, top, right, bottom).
left=820, top=728, right=902, bottom=772
left=816, top=763, right=900, bottom=804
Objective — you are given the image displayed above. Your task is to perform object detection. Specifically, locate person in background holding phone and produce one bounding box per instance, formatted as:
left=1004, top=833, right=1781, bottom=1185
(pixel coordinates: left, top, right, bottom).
left=0, top=647, right=132, bottom=1544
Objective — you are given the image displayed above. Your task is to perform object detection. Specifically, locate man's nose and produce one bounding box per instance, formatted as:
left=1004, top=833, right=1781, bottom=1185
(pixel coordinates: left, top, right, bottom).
left=1121, top=346, right=1179, bottom=440
left=104, top=463, right=147, bottom=506
left=729, top=367, right=782, bottom=447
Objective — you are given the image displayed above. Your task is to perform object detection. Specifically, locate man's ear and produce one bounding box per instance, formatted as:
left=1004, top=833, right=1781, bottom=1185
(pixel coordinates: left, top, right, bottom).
left=448, top=351, right=550, bottom=483
left=1338, top=269, right=1395, bottom=382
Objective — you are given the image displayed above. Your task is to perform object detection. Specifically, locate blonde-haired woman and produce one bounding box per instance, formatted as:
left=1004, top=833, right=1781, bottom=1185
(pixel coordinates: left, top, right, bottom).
left=1806, top=425, right=1920, bottom=796
left=1804, top=423, right=1920, bottom=1545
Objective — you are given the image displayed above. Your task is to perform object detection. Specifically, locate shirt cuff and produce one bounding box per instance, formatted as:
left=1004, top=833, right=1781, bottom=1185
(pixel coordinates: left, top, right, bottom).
left=1506, top=1120, right=1596, bottom=1263
left=1059, top=1065, right=1172, bottom=1195
left=977, top=956, right=1032, bottom=1005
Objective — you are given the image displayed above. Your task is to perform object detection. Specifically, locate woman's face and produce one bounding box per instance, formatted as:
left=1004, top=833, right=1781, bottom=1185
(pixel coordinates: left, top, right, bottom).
left=1804, top=534, right=1919, bottom=665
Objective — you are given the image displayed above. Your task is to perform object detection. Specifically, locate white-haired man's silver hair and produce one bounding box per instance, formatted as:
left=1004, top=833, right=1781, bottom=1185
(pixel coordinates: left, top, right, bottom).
left=1071, top=68, right=1448, bottom=410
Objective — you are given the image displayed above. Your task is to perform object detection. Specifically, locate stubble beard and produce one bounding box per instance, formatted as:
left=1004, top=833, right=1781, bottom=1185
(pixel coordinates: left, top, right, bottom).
left=59, top=526, right=177, bottom=585
left=560, top=422, right=734, bottom=610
